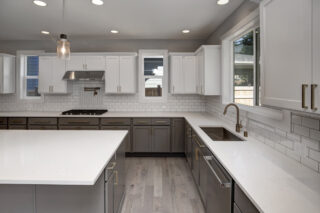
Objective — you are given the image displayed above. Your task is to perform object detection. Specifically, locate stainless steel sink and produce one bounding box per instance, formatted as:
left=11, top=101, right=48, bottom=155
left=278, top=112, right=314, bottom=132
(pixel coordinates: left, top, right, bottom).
left=200, top=127, right=244, bottom=141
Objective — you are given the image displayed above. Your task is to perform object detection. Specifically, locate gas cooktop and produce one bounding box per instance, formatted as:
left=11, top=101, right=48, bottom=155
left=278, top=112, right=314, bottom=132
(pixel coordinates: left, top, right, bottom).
left=61, top=109, right=108, bottom=115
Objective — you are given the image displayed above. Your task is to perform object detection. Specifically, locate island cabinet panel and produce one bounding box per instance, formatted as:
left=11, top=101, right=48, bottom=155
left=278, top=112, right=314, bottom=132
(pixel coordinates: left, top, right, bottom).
left=36, top=174, right=105, bottom=213
left=0, top=185, right=35, bottom=213
left=152, top=126, right=171, bottom=152
left=133, top=126, right=152, bottom=152
left=171, top=118, right=185, bottom=153
left=234, top=183, right=259, bottom=213
left=101, top=126, right=132, bottom=152
left=114, top=138, right=126, bottom=213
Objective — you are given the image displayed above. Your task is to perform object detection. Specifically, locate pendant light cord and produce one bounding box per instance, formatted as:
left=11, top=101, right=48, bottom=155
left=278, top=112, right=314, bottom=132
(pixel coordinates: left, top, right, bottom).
left=62, top=0, right=65, bottom=34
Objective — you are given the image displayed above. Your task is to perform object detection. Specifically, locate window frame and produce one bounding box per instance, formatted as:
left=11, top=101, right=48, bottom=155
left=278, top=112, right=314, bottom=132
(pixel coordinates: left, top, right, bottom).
left=138, top=50, right=168, bottom=103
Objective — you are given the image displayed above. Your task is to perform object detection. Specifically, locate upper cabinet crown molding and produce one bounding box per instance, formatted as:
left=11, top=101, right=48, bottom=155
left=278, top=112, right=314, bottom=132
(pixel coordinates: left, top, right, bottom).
left=260, top=0, right=319, bottom=113
left=0, top=54, right=15, bottom=94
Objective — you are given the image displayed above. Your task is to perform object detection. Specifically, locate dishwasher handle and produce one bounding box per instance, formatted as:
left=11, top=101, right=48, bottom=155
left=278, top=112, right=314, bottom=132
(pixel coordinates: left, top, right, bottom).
left=204, top=156, right=232, bottom=188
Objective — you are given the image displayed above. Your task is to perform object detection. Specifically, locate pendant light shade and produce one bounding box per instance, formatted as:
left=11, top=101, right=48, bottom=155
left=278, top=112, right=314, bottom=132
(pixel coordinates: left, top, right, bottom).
left=57, top=34, right=70, bottom=60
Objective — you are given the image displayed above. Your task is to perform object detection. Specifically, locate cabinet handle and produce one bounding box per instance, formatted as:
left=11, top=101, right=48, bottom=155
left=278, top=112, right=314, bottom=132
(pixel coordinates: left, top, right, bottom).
left=107, top=162, right=116, bottom=170
left=302, top=84, right=308, bottom=109
left=195, top=148, right=199, bottom=161
left=193, top=135, right=205, bottom=148
left=114, top=171, right=118, bottom=185
left=311, top=84, right=318, bottom=111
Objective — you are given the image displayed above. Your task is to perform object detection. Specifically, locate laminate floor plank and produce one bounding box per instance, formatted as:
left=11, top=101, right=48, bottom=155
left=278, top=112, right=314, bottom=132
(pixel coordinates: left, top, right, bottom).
left=121, top=157, right=205, bottom=213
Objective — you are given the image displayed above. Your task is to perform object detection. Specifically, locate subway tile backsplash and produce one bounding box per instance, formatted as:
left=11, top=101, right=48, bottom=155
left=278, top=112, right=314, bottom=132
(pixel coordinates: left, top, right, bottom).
left=0, top=81, right=206, bottom=112
left=206, top=96, right=320, bottom=173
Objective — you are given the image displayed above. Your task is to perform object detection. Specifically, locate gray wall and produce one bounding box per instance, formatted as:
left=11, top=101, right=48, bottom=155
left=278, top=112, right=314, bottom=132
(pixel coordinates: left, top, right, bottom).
left=206, top=1, right=258, bottom=44
left=0, top=39, right=204, bottom=55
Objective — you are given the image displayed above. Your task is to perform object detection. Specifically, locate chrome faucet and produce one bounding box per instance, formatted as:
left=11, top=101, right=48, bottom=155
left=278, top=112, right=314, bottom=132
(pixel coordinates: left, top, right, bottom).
left=223, top=103, right=242, bottom=133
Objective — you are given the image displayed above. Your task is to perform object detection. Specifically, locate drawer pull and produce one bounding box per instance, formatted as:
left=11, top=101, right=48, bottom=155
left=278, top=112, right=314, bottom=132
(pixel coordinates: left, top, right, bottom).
left=193, top=135, right=205, bottom=148
left=107, top=162, right=116, bottom=170
left=311, top=84, right=318, bottom=111
left=302, top=84, right=308, bottom=109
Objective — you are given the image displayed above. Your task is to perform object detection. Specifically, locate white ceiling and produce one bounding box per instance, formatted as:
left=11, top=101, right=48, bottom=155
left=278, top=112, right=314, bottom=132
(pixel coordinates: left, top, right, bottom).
left=0, top=0, right=244, bottom=40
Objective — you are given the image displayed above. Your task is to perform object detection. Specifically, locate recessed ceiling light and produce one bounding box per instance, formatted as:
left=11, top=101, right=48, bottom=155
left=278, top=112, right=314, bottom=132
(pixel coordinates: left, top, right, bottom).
left=33, top=0, right=47, bottom=7
left=91, top=0, right=104, bottom=6
left=217, top=0, right=229, bottom=5
left=182, top=30, right=190, bottom=34
left=41, top=30, right=50, bottom=35
left=111, top=30, right=119, bottom=34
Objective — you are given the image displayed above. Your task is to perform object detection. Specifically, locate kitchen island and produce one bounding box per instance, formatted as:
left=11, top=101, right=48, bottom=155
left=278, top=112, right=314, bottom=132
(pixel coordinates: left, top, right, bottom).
left=0, top=130, right=128, bottom=213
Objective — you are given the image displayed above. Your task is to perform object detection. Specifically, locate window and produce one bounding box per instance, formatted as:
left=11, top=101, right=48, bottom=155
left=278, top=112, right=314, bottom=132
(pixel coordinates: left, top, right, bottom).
left=23, top=56, right=41, bottom=98
left=139, top=50, right=168, bottom=102
left=232, top=27, right=260, bottom=106
left=144, top=57, right=164, bottom=97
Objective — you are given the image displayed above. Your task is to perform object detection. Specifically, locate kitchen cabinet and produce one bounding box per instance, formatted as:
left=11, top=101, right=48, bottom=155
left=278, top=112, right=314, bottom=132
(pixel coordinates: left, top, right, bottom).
left=170, top=54, right=197, bottom=94
left=0, top=185, right=35, bottom=213
left=28, top=117, right=58, bottom=130
left=105, top=56, right=136, bottom=94
left=195, top=45, right=221, bottom=96
left=66, top=55, right=105, bottom=71
left=59, top=117, right=99, bottom=130
left=191, top=135, right=201, bottom=185
left=133, top=126, right=152, bottom=152
left=39, top=56, right=68, bottom=94
left=234, top=184, right=259, bottom=213
left=114, top=138, right=126, bottom=213
left=0, top=54, right=15, bottom=94
left=152, top=126, right=171, bottom=152
left=260, top=0, right=320, bottom=113
left=185, top=122, right=192, bottom=168
left=101, top=126, right=132, bottom=152
left=105, top=171, right=115, bottom=213
left=8, top=117, right=27, bottom=129
left=171, top=118, right=185, bottom=152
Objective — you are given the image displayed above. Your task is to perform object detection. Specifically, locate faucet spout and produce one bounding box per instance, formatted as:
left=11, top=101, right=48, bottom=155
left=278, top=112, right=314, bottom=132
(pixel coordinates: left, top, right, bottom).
left=223, top=103, right=242, bottom=133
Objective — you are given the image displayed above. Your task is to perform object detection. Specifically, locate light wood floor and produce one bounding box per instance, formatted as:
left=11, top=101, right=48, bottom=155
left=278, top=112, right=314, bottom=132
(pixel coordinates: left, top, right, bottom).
left=121, top=157, right=205, bottom=213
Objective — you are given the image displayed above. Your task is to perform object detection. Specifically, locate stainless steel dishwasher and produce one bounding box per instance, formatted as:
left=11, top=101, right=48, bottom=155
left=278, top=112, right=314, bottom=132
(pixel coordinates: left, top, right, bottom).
left=204, top=154, right=232, bottom=213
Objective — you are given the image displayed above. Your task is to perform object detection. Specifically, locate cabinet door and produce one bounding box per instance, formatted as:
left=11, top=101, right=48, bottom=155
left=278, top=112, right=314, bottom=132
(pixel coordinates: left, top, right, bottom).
left=133, top=126, right=152, bottom=152
left=66, top=56, right=85, bottom=70
left=39, top=56, right=52, bottom=93
left=170, top=56, right=184, bottom=94
left=0, top=185, right=35, bottom=213
left=105, top=172, right=115, bottom=213
left=260, top=0, right=312, bottom=111
left=199, top=150, right=207, bottom=203
left=312, top=0, right=320, bottom=113
left=152, top=126, right=171, bottom=152
left=105, top=56, right=119, bottom=93
left=114, top=140, right=126, bottom=213
left=191, top=139, right=200, bottom=185
left=119, top=56, right=136, bottom=93
left=183, top=56, right=197, bottom=94
left=85, top=56, right=105, bottom=70
left=172, top=118, right=185, bottom=152
left=52, top=57, right=67, bottom=93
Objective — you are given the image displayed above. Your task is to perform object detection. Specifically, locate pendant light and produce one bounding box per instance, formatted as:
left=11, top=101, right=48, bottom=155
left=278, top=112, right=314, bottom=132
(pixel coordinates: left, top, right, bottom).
left=57, top=0, right=70, bottom=60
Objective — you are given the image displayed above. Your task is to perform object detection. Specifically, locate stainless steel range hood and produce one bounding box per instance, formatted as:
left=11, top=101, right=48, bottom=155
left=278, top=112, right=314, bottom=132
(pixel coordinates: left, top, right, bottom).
left=62, top=71, right=105, bottom=81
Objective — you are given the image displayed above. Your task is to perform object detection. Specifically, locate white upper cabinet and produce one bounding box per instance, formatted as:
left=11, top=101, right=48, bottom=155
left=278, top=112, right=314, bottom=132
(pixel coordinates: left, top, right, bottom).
left=66, top=55, right=105, bottom=71
left=105, top=56, right=136, bottom=94
left=195, top=45, right=221, bottom=96
left=0, top=54, right=15, bottom=94
left=39, top=56, right=68, bottom=94
left=170, top=54, right=197, bottom=94
left=313, top=0, right=320, bottom=113
left=260, top=0, right=319, bottom=113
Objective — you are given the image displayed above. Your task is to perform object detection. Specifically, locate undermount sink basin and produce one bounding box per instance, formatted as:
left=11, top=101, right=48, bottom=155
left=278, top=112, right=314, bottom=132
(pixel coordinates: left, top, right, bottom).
left=200, top=127, right=244, bottom=141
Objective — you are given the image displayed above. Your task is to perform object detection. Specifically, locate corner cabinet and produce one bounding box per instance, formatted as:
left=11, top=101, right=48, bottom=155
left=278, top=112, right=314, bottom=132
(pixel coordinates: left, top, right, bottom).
left=195, top=45, right=221, bottom=96
left=170, top=54, right=197, bottom=94
left=39, top=56, right=68, bottom=94
left=105, top=56, right=137, bottom=94
left=0, top=54, right=15, bottom=94
left=260, top=0, right=320, bottom=113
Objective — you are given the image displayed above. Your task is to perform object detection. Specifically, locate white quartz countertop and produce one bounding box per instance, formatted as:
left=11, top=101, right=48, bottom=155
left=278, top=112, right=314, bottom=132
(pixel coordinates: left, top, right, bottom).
left=0, top=130, right=127, bottom=185
left=0, top=111, right=319, bottom=213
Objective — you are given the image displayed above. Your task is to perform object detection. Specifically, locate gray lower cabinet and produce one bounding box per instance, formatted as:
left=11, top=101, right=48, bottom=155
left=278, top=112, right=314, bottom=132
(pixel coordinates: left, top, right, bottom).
left=114, top=138, right=126, bottom=213
left=28, top=125, right=58, bottom=130
left=199, top=148, right=208, bottom=204
left=152, top=126, right=171, bottom=152
left=191, top=135, right=201, bottom=185
left=101, top=126, right=132, bottom=152
left=8, top=125, right=27, bottom=129
left=171, top=118, right=185, bottom=152
left=0, top=185, right=35, bottom=213
left=185, top=123, right=192, bottom=168
left=0, top=125, right=7, bottom=129
left=106, top=172, right=115, bottom=213
left=234, top=184, right=259, bottom=213
left=59, top=126, right=99, bottom=130
left=133, top=126, right=152, bottom=152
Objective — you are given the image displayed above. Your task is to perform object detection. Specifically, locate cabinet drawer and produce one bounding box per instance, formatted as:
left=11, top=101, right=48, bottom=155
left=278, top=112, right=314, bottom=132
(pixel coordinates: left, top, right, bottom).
left=234, top=184, right=259, bottom=213
left=29, top=117, right=58, bottom=125
left=29, top=125, right=58, bottom=130
left=8, top=117, right=27, bottom=125
left=0, top=125, right=7, bottom=129
left=101, top=118, right=131, bottom=126
left=133, top=118, right=152, bottom=126
left=59, top=126, right=100, bottom=130
left=8, top=125, right=27, bottom=130
left=59, top=118, right=99, bottom=126
left=0, top=117, right=7, bottom=125
left=152, top=118, right=170, bottom=126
